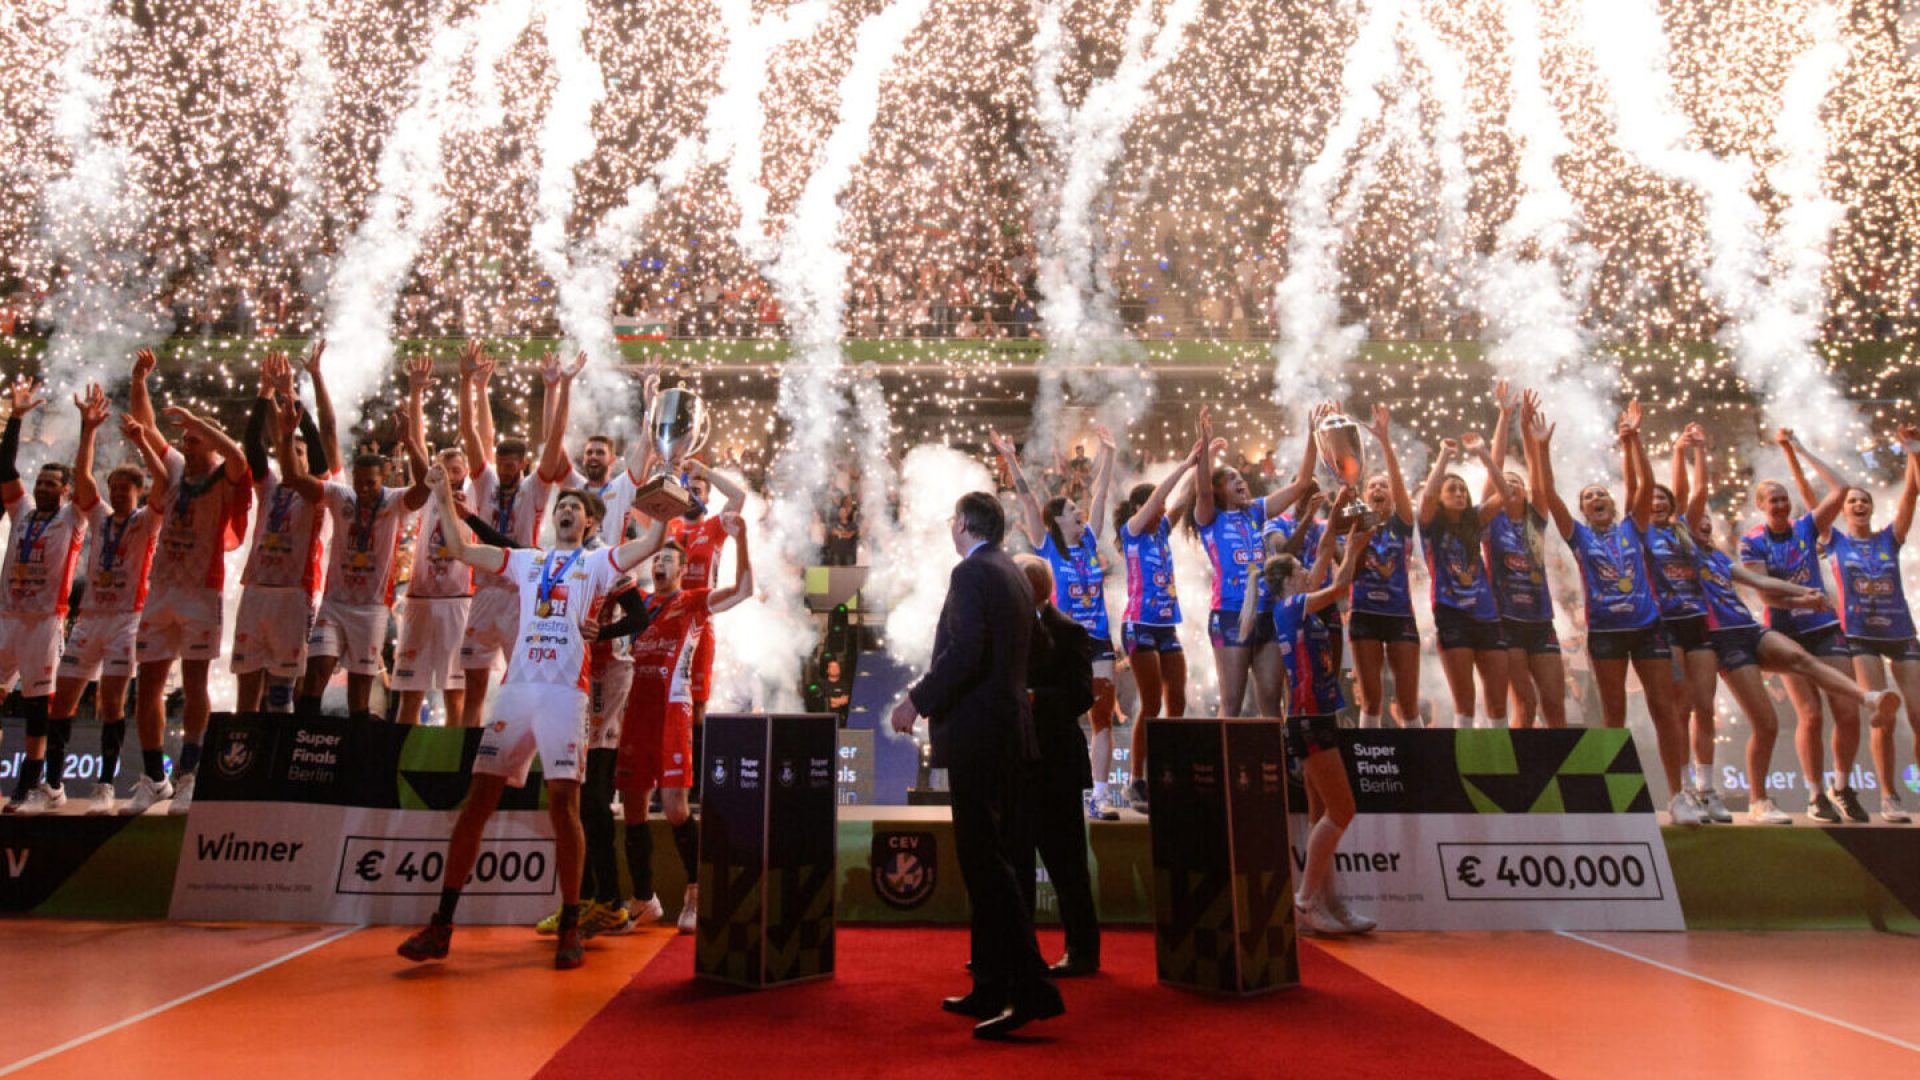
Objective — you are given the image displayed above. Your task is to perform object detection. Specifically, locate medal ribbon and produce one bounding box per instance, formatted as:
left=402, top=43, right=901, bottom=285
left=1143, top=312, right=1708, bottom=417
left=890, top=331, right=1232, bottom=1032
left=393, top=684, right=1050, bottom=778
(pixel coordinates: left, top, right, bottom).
left=538, top=547, right=584, bottom=614
left=98, top=512, right=131, bottom=572
left=494, top=481, right=517, bottom=535
left=351, top=489, right=385, bottom=552
left=17, top=509, right=52, bottom=563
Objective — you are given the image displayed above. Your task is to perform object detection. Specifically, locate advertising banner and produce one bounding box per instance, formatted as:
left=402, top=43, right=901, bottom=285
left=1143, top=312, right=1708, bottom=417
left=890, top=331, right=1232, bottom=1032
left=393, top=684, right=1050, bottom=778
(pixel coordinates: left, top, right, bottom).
left=169, top=713, right=559, bottom=925
left=1306, top=728, right=1685, bottom=930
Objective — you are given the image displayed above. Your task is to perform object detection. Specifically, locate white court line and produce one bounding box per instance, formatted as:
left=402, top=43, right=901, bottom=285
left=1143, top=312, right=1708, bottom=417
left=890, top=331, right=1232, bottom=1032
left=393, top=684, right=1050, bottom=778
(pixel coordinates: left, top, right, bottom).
left=1558, top=931, right=1920, bottom=1054
left=0, top=924, right=363, bottom=1076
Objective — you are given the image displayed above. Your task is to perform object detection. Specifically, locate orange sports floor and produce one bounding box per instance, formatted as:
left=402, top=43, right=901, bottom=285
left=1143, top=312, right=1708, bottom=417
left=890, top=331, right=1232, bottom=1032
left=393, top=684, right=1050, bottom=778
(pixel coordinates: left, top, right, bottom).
left=0, top=921, right=1914, bottom=1077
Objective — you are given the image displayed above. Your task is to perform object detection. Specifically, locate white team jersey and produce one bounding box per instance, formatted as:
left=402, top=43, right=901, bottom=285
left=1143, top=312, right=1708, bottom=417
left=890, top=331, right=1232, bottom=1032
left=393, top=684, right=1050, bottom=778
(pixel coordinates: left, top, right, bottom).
left=497, top=546, right=624, bottom=691
left=151, top=447, right=251, bottom=591
left=405, top=479, right=473, bottom=600
left=322, top=482, right=416, bottom=607
left=566, top=465, right=642, bottom=547
left=78, top=503, right=162, bottom=615
left=240, top=468, right=328, bottom=595
left=1, top=494, right=88, bottom=617
left=470, top=463, right=553, bottom=594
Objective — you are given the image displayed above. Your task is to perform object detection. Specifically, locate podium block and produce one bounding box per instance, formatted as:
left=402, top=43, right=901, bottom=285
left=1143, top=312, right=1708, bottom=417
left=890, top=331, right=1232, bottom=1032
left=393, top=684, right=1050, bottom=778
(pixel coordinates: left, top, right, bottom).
left=694, top=713, right=838, bottom=988
left=1147, top=716, right=1298, bottom=995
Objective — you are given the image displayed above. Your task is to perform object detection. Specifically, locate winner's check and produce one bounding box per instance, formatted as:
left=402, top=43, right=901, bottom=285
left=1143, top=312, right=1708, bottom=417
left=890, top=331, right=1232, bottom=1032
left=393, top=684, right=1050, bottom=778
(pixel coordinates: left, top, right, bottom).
left=1440, top=841, right=1666, bottom=902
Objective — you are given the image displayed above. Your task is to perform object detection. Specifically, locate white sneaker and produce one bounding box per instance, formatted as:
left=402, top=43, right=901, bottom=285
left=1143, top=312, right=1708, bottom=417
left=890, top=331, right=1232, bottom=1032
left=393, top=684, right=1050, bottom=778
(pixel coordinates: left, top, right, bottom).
left=1294, top=893, right=1356, bottom=937
left=1747, top=798, right=1792, bottom=825
left=124, top=774, right=173, bottom=815
left=1668, top=791, right=1707, bottom=825
left=1322, top=892, right=1377, bottom=934
left=86, top=783, right=116, bottom=816
left=628, top=895, right=665, bottom=927
left=676, top=884, right=698, bottom=935
left=13, top=783, right=66, bottom=816
left=1880, top=795, right=1912, bottom=824
left=167, top=773, right=195, bottom=815
left=1697, top=788, right=1733, bottom=824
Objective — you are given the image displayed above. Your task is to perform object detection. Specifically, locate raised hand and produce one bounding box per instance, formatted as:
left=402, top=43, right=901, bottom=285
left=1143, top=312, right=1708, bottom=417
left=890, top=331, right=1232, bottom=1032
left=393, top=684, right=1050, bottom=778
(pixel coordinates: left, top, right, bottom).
left=75, top=383, right=109, bottom=430
left=1898, top=423, right=1920, bottom=448
left=1773, top=427, right=1795, bottom=449
left=272, top=391, right=301, bottom=438
left=263, top=352, right=295, bottom=400
left=132, top=348, right=157, bottom=380
left=458, top=339, right=483, bottom=378
left=1461, top=432, right=1486, bottom=455
left=1617, top=399, right=1643, bottom=438
left=1368, top=402, right=1391, bottom=442
left=301, top=339, right=326, bottom=378
left=564, top=350, right=589, bottom=380
left=7, top=376, right=46, bottom=418
left=161, top=405, right=206, bottom=435
left=405, top=353, right=435, bottom=394
left=719, top=510, right=745, bottom=537
left=1493, top=378, right=1513, bottom=415
left=117, top=412, right=146, bottom=443
left=1091, top=421, right=1115, bottom=452
left=1438, top=437, right=1461, bottom=457
left=425, top=462, right=447, bottom=489
left=539, top=352, right=563, bottom=386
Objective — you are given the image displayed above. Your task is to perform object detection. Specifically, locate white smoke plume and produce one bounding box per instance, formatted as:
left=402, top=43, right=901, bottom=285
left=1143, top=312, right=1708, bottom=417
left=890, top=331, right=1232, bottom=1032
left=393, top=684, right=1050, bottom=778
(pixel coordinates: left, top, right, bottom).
left=867, top=444, right=992, bottom=671
left=278, top=0, right=338, bottom=300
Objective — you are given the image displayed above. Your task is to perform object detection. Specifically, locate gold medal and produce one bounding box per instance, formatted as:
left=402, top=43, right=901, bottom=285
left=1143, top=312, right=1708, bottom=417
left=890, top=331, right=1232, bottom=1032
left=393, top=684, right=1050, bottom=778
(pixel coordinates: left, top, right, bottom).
left=1616, top=578, right=1633, bottom=593
left=537, top=600, right=553, bottom=618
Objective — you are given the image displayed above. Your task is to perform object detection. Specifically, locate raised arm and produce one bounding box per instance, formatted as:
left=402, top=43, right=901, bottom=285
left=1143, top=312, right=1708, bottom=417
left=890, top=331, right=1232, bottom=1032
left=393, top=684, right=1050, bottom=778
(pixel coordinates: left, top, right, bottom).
left=301, top=340, right=339, bottom=476
left=536, top=351, right=582, bottom=483
left=1417, top=438, right=1456, bottom=527
left=1306, top=522, right=1370, bottom=613
left=427, top=463, right=506, bottom=574
left=1486, top=379, right=1515, bottom=500
left=1259, top=402, right=1329, bottom=517
left=0, top=377, right=47, bottom=505
left=71, top=383, right=108, bottom=510
left=1367, top=402, right=1415, bottom=525
left=457, top=340, right=492, bottom=470
left=1192, top=410, right=1221, bottom=528
left=121, top=413, right=170, bottom=512
left=1129, top=421, right=1205, bottom=536
left=611, top=513, right=669, bottom=573
left=1895, top=424, right=1920, bottom=545
left=243, top=354, right=277, bottom=480
left=1774, top=427, right=1820, bottom=513
left=1781, top=429, right=1850, bottom=535
left=1684, top=427, right=1710, bottom=526
left=1619, top=401, right=1656, bottom=530
left=129, top=348, right=158, bottom=435
left=1463, top=433, right=1506, bottom=524
left=272, top=393, right=327, bottom=503
left=709, top=513, right=754, bottom=613
left=1087, top=424, right=1115, bottom=544
left=1522, top=392, right=1575, bottom=540
left=684, top=458, right=747, bottom=515
left=539, top=351, right=563, bottom=444
left=164, top=406, right=250, bottom=486
left=990, top=429, right=1046, bottom=548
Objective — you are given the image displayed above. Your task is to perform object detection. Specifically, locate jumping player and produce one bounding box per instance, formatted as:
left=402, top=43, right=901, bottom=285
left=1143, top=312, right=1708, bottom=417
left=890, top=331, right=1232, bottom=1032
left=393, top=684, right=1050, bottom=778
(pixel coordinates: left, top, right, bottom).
left=397, top=466, right=665, bottom=970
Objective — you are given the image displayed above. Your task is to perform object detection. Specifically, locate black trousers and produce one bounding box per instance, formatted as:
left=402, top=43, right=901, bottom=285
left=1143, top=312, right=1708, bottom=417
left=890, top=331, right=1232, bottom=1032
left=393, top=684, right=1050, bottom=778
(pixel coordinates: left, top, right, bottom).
left=1018, top=772, right=1100, bottom=959
left=947, top=755, right=1048, bottom=991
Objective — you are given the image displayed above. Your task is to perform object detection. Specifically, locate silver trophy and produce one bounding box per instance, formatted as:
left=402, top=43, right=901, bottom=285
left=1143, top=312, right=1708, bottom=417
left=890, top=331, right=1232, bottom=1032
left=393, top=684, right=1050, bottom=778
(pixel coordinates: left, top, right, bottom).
left=1314, top=411, right=1378, bottom=530
left=634, top=388, right=711, bottom=521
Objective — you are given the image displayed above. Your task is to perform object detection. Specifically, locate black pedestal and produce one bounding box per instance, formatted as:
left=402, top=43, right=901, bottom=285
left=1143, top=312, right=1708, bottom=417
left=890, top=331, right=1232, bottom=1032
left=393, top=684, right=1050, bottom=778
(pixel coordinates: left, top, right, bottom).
left=694, top=713, right=838, bottom=987
left=1146, top=716, right=1298, bottom=995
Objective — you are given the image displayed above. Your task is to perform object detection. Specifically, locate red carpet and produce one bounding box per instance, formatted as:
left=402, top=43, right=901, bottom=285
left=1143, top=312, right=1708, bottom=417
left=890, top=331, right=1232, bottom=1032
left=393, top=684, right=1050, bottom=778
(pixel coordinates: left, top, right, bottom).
left=539, top=929, right=1547, bottom=1078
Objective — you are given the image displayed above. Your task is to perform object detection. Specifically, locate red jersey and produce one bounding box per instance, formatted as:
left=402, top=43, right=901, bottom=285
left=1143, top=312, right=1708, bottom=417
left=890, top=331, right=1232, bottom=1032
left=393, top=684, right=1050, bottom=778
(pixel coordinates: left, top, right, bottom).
left=668, top=517, right=728, bottom=590
left=628, top=587, right=710, bottom=703
left=152, top=448, right=252, bottom=591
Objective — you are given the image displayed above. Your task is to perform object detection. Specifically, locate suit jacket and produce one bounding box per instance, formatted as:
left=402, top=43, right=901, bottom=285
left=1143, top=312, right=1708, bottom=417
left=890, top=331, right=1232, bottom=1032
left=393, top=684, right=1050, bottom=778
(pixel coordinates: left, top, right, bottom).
left=908, top=543, right=1038, bottom=771
left=1028, top=603, right=1095, bottom=790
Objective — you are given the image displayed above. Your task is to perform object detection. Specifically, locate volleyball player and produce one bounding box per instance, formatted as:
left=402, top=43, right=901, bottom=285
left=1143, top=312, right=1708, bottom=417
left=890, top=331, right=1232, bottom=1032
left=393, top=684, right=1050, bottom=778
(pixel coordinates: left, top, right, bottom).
left=664, top=456, right=746, bottom=730
left=126, top=348, right=253, bottom=815
left=1648, top=423, right=1726, bottom=820
left=392, top=353, right=473, bottom=727
left=1348, top=403, right=1420, bottom=729
left=996, top=424, right=1123, bottom=818
left=1113, top=419, right=1207, bottom=812
left=0, top=380, right=92, bottom=814
left=398, top=468, right=664, bottom=970
left=1417, top=432, right=1510, bottom=728
left=1522, top=395, right=1692, bottom=822
left=1484, top=383, right=1565, bottom=728
left=1821, top=424, right=1920, bottom=822
left=617, top=519, right=754, bottom=937
left=1744, top=429, right=1864, bottom=823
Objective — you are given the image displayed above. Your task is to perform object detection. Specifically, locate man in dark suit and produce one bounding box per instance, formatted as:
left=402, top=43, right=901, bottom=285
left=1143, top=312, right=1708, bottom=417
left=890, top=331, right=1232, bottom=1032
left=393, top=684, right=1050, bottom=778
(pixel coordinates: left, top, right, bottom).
left=890, top=492, right=1063, bottom=1039
left=1013, top=555, right=1101, bottom=977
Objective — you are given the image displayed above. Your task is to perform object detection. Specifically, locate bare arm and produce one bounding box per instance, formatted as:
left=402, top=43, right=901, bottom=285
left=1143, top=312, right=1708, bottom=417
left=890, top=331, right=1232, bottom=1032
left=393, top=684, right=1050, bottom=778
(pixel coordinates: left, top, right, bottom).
left=1486, top=379, right=1514, bottom=500
left=428, top=464, right=506, bottom=574
left=272, top=395, right=327, bottom=503
left=302, top=340, right=340, bottom=476
left=71, top=384, right=108, bottom=510
left=1306, top=524, right=1368, bottom=613
left=129, top=348, right=158, bottom=434
left=709, top=514, right=754, bottom=613
left=1368, top=402, right=1415, bottom=525
left=1087, top=427, right=1116, bottom=544
left=457, top=341, right=492, bottom=469
left=1669, top=424, right=1696, bottom=514
left=164, top=406, right=250, bottom=486
left=1618, top=401, right=1654, bottom=530
left=1895, top=424, right=1920, bottom=545
left=1260, top=402, right=1329, bottom=517
left=1775, top=428, right=1820, bottom=514
left=536, top=352, right=581, bottom=483
left=685, top=458, right=746, bottom=515
left=1131, top=419, right=1206, bottom=536
left=1685, top=431, right=1709, bottom=526
left=990, top=430, right=1046, bottom=548
left=1418, top=439, right=1455, bottom=526
left=1464, top=433, right=1505, bottom=524
left=1522, top=393, right=1575, bottom=540
left=1781, top=430, right=1850, bottom=536
left=1192, top=411, right=1220, bottom=528
left=611, top=513, right=668, bottom=573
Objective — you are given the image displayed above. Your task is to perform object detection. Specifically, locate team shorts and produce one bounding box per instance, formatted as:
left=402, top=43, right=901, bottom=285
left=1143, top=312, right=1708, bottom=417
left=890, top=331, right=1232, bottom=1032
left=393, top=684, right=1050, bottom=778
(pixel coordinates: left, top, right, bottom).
left=307, top=599, right=392, bottom=677
left=617, top=683, right=694, bottom=792
left=1209, top=608, right=1274, bottom=650
left=59, top=610, right=140, bottom=681
left=137, top=586, right=224, bottom=665
left=1501, top=618, right=1561, bottom=656
left=460, top=586, right=518, bottom=671
left=0, top=611, right=62, bottom=697
left=589, top=659, right=634, bottom=750
left=230, top=586, right=316, bottom=677
left=1849, top=636, right=1920, bottom=662
left=690, top=626, right=715, bottom=705
left=1122, top=621, right=1183, bottom=655
left=1284, top=713, right=1342, bottom=764
left=391, top=595, right=470, bottom=691
left=1348, top=610, right=1420, bottom=644
left=1588, top=623, right=1673, bottom=662
left=1709, top=624, right=1772, bottom=672
left=473, top=683, right=587, bottom=787
left=1663, top=614, right=1710, bottom=652
left=1785, top=623, right=1850, bottom=660
left=1434, top=605, right=1507, bottom=652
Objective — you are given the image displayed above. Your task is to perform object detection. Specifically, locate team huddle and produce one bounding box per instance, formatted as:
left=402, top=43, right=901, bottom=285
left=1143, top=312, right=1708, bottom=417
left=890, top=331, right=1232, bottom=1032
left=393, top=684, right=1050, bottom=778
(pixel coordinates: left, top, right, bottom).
left=0, top=344, right=752, bottom=970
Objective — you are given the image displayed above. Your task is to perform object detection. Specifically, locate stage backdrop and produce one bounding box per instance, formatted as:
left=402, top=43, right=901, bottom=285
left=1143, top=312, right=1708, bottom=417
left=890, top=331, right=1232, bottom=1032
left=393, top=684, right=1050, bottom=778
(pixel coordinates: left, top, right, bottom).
left=169, top=713, right=559, bottom=925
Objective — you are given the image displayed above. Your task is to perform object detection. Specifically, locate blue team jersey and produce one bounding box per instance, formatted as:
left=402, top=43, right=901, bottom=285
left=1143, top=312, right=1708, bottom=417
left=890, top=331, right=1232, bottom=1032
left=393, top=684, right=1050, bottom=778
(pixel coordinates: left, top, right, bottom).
left=1421, top=517, right=1497, bottom=620
left=1483, top=508, right=1553, bottom=622
left=1349, top=515, right=1413, bottom=617
left=1644, top=521, right=1707, bottom=620
left=1121, top=518, right=1182, bottom=626
left=1738, top=513, right=1839, bottom=635
left=1272, top=594, right=1344, bottom=716
left=1827, top=526, right=1915, bottom=641
left=1258, top=514, right=1326, bottom=614
left=1038, top=529, right=1112, bottom=642
left=1695, top=547, right=1758, bottom=630
left=1199, top=503, right=1267, bottom=613
left=1567, top=519, right=1661, bottom=631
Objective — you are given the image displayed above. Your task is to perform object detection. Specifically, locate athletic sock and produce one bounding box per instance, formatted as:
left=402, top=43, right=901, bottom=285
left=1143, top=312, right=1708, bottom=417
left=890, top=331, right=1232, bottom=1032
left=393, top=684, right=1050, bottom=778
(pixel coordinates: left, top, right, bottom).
left=434, top=887, right=461, bottom=925
left=672, top=819, right=699, bottom=881
left=626, top=814, right=655, bottom=901
left=99, top=720, right=126, bottom=785
left=295, top=696, right=323, bottom=719
left=176, top=740, right=201, bottom=777
left=142, top=749, right=166, bottom=783
left=1092, top=780, right=1110, bottom=800
left=1359, top=711, right=1382, bottom=729
left=558, top=903, right=581, bottom=932
left=1453, top=712, right=1475, bottom=730
left=46, top=716, right=72, bottom=790
left=1486, top=714, right=1507, bottom=730
left=14, top=758, right=44, bottom=797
